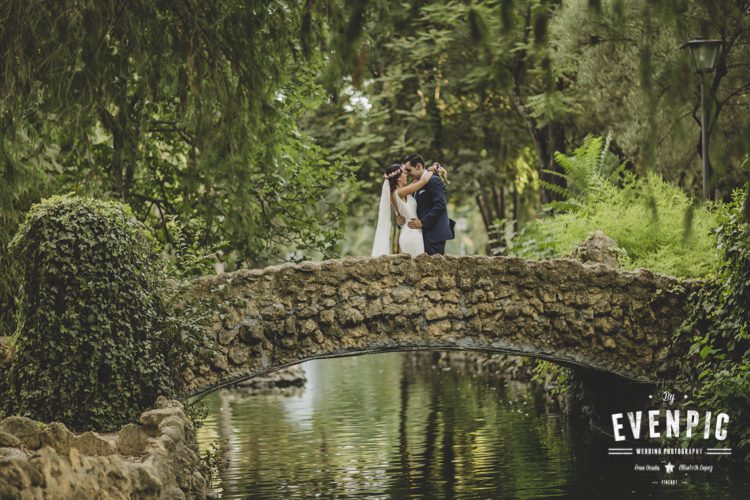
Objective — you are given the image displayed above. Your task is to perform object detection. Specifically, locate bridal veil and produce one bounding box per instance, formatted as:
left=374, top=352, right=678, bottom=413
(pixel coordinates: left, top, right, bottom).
left=371, top=180, right=392, bottom=256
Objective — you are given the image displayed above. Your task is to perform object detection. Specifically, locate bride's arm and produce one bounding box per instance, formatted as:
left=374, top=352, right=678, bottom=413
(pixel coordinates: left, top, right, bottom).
left=396, top=170, right=433, bottom=197
left=428, top=162, right=446, bottom=174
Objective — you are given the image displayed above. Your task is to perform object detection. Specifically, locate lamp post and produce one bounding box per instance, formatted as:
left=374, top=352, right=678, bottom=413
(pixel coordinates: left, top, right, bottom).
left=681, top=37, right=722, bottom=200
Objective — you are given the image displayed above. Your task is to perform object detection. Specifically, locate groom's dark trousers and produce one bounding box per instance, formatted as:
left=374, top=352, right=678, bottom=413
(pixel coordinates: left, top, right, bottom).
left=416, top=176, right=454, bottom=255
left=424, top=240, right=446, bottom=255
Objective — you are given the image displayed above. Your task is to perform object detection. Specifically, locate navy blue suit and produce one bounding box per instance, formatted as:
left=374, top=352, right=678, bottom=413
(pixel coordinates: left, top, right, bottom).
left=416, top=176, right=455, bottom=255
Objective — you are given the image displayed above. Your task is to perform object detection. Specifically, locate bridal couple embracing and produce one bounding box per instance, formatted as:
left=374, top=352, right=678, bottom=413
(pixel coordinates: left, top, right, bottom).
left=372, top=153, right=455, bottom=257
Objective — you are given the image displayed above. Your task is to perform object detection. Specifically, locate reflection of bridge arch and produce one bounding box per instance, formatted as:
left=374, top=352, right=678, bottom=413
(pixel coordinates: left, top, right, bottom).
left=181, top=255, right=696, bottom=398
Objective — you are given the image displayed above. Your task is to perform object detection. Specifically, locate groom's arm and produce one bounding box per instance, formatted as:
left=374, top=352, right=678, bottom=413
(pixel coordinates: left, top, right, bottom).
left=419, top=177, right=447, bottom=230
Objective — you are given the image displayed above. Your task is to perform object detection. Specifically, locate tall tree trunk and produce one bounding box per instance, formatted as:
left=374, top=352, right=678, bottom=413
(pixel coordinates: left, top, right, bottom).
left=476, top=192, right=492, bottom=235
left=539, top=121, right=566, bottom=204
left=477, top=184, right=513, bottom=255
left=493, top=185, right=505, bottom=222
left=513, top=183, right=519, bottom=233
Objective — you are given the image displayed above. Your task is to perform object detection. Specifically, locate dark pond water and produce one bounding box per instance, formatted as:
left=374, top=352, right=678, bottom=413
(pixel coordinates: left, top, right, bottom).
left=195, top=352, right=749, bottom=499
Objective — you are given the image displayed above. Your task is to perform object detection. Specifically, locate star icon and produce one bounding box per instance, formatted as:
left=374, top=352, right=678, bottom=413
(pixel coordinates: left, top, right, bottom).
left=664, top=462, right=675, bottom=474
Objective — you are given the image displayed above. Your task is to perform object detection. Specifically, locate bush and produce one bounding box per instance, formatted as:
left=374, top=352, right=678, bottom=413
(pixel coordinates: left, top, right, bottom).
left=531, top=359, right=571, bottom=397
left=2, top=194, right=190, bottom=430
left=508, top=135, right=720, bottom=279
left=674, top=189, right=750, bottom=459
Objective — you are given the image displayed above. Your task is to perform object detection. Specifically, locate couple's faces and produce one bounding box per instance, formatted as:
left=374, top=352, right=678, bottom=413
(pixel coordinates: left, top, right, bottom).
left=397, top=171, right=407, bottom=187
left=403, top=163, right=418, bottom=180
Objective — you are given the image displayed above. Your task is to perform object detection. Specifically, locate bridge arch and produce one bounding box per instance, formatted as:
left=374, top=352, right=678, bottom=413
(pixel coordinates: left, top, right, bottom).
left=181, top=254, right=696, bottom=398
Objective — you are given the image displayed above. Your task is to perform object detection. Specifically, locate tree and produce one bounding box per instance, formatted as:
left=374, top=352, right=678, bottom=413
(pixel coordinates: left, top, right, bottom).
left=549, top=0, right=750, bottom=198
left=302, top=0, right=585, bottom=250
left=0, top=0, right=364, bottom=332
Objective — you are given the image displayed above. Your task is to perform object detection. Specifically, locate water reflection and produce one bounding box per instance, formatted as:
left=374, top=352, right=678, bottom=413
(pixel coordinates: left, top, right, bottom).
left=195, top=352, right=749, bottom=499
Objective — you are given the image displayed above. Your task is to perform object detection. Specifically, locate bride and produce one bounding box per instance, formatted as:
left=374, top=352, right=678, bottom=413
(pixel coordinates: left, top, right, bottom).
left=371, top=162, right=439, bottom=257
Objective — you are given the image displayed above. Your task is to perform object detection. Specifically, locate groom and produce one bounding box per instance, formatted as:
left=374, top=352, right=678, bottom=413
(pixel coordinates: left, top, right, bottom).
left=401, top=153, right=455, bottom=255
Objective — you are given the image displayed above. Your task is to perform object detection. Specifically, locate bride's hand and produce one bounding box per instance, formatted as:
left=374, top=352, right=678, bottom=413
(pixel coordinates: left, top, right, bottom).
left=420, top=169, right=434, bottom=180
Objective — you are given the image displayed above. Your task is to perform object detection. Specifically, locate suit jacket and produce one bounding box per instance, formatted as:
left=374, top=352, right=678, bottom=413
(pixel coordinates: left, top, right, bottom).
left=416, top=176, right=455, bottom=243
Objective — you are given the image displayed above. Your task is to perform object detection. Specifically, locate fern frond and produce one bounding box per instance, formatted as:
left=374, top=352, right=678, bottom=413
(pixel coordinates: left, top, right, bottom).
left=539, top=178, right=574, bottom=199
left=553, top=151, right=576, bottom=176
left=544, top=199, right=584, bottom=213
left=541, top=168, right=568, bottom=179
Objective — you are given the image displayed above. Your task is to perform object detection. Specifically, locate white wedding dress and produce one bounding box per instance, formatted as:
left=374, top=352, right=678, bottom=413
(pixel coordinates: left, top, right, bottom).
left=395, top=194, right=424, bottom=256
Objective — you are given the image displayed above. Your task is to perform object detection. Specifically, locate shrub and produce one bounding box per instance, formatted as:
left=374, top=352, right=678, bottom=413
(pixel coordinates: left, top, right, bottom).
left=674, top=189, right=750, bottom=459
left=3, top=194, right=190, bottom=430
left=508, top=135, right=720, bottom=279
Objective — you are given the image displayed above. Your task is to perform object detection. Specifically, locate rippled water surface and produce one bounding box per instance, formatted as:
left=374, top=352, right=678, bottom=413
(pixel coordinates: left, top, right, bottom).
left=195, top=353, right=749, bottom=499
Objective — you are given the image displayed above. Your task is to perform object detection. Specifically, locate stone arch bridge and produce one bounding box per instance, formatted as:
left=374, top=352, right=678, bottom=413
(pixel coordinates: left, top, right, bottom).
left=181, top=254, right=698, bottom=399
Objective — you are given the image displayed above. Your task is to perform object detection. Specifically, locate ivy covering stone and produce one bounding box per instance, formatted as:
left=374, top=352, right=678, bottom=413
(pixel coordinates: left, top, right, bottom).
left=2, top=195, right=189, bottom=430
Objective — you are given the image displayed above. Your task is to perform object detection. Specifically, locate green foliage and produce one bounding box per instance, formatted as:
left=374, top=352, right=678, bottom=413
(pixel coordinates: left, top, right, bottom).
left=0, top=129, right=58, bottom=336
left=541, top=132, right=614, bottom=209
left=161, top=214, right=225, bottom=280
left=508, top=135, right=720, bottom=279
left=200, top=439, right=229, bottom=490
left=2, top=195, right=195, bottom=431
left=0, top=341, right=9, bottom=420
left=531, top=359, right=571, bottom=397
left=550, top=0, right=750, bottom=195
left=184, top=399, right=209, bottom=431
left=0, top=3, right=361, bottom=333
left=675, top=190, right=750, bottom=459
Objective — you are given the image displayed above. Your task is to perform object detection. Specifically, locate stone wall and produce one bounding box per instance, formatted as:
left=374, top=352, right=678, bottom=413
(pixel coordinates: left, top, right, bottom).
left=183, top=254, right=700, bottom=396
left=0, top=397, right=206, bottom=499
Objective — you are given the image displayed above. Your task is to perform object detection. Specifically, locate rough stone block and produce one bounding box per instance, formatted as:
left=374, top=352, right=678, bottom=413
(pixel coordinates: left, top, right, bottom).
left=158, top=417, right=186, bottom=445
left=340, top=308, right=364, bottom=326
left=218, top=328, right=238, bottom=346
left=261, top=303, right=286, bottom=320
left=228, top=347, right=250, bottom=364
left=602, top=337, right=617, bottom=350
left=0, top=417, right=43, bottom=449
left=318, top=309, right=335, bottom=325
left=0, top=432, right=20, bottom=448
left=116, top=424, right=151, bottom=456
left=40, top=423, right=74, bottom=455
left=139, top=407, right=185, bottom=429
left=0, top=447, right=27, bottom=462
left=72, top=432, right=116, bottom=456
left=239, top=319, right=265, bottom=344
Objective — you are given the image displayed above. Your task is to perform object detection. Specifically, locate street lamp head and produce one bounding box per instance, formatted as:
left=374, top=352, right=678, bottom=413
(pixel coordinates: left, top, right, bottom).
left=681, top=37, right=723, bottom=74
